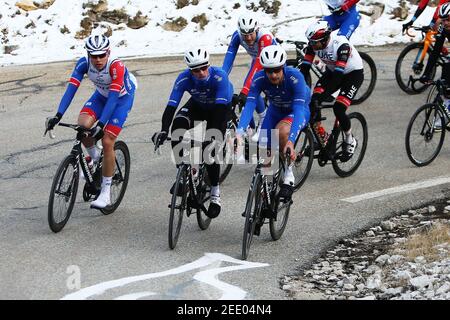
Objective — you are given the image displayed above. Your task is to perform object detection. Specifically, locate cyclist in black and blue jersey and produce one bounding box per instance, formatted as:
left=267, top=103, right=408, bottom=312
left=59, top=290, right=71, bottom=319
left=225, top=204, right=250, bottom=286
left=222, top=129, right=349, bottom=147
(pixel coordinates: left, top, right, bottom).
left=235, top=45, right=311, bottom=200
left=152, top=48, right=234, bottom=219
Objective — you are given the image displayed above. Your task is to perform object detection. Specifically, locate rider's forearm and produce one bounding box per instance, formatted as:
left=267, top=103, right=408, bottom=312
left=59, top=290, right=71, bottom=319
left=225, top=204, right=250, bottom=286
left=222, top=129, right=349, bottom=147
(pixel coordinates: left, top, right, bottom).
left=342, top=0, right=359, bottom=11
left=237, top=99, right=257, bottom=133
left=222, top=36, right=239, bottom=74
left=98, top=90, right=120, bottom=126
left=161, top=105, right=177, bottom=133
left=57, top=84, right=79, bottom=116
left=288, top=103, right=309, bottom=143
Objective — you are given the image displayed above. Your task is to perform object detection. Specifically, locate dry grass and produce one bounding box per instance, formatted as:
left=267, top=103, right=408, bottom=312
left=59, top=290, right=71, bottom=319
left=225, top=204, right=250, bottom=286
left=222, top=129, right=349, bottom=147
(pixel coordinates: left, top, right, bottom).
left=399, top=222, right=450, bottom=261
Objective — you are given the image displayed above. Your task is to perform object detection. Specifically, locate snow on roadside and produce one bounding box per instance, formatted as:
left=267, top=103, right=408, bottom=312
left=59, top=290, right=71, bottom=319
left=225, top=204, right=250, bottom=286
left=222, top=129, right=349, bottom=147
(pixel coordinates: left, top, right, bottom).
left=0, top=0, right=440, bottom=66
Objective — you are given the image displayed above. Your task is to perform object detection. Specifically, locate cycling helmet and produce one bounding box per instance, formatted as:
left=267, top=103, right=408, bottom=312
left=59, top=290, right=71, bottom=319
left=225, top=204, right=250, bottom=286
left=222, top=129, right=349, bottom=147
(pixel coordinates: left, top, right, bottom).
left=439, top=2, right=450, bottom=19
left=323, top=0, right=341, bottom=10
left=260, top=45, right=287, bottom=68
left=305, top=20, right=332, bottom=44
left=238, top=15, right=258, bottom=35
left=184, top=47, right=209, bottom=69
left=85, top=35, right=110, bottom=55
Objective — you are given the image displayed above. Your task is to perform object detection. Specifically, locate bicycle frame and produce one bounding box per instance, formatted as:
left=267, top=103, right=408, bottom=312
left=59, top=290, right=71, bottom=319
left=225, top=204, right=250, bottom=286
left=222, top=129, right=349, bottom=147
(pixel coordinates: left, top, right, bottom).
left=430, top=80, right=450, bottom=127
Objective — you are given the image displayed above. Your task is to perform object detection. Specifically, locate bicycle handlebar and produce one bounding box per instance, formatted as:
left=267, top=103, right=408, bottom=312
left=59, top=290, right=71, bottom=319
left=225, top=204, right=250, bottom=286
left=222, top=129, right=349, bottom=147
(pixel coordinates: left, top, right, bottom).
left=405, top=26, right=431, bottom=38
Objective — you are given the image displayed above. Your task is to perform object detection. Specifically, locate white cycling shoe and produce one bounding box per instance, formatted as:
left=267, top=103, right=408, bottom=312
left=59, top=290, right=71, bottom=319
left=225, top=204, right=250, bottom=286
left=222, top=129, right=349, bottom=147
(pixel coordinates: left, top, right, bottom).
left=91, top=191, right=111, bottom=209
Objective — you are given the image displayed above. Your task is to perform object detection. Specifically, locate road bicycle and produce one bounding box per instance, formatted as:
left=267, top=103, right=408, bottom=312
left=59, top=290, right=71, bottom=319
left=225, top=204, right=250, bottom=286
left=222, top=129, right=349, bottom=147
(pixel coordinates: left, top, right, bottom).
left=241, top=149, right=294, bottom=260
left=278, top=38, right=377, bottom=105
left=405, top=79, right=450, bottom=166
left=395, top=26, right=445, bottom=94
left=46, top=123, right=130, bottom=233
left=155, top=137, right=216, bottom=249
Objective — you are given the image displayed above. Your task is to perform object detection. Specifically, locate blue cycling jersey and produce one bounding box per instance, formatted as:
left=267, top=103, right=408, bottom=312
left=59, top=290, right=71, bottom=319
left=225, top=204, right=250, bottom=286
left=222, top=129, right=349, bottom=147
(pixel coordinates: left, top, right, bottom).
left=167, top=66, right=234, bottom=109
left=237, top=66, right=311, bottom=143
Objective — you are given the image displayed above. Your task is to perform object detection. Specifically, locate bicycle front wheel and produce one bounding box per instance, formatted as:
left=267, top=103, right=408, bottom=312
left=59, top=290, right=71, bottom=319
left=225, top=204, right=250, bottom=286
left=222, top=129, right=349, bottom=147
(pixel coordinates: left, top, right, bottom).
left=242, top=173, right=263, bottom=260
left=293, top=126, right=314, bottom=191
left=219, top=120, right=236, bottom=183
left=101, top=141, right=131, bottom=215
left=405, top=103, right=445, bottom=167
left=352, top=52, right=377, bottom=105
left=395, top=42, right=435, bottom=94
left=331, top=112, right=368, bottom=177
left=269, top=194, right=291, bottom=241
left=196, top=168, right=212, bottom=230
left=169, top=165, right=189, bottom=249
left=48, top=155, right=79, bottom=233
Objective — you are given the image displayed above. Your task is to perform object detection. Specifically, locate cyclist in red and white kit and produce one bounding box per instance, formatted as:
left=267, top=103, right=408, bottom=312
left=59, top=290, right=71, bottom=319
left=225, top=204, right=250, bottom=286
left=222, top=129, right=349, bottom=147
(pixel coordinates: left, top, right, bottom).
left=222, top=14, right=277, bottom=142
left=403, top=0, right=449, bottom=32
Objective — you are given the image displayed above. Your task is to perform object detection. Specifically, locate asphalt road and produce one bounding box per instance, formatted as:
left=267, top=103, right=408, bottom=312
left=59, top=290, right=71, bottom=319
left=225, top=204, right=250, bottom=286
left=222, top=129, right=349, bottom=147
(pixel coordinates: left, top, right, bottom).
left=1, top=45, right=450, bottom=300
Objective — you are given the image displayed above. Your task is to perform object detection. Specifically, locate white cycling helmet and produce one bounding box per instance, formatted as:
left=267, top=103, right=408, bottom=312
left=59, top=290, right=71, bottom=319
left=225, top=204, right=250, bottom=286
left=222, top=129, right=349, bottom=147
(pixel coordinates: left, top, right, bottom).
left=260, top=45, right=287, bottom=68
left=238, top=14, right=258, bottom=35
left=323, top=0, right=341, bottom=10
left=305, top=20, right=332, bottom=43
left=85, top=34, right=110, bottom=55
left=184, top=47, right=209, bottom=69
left=439, top=2, right=450, bottom=19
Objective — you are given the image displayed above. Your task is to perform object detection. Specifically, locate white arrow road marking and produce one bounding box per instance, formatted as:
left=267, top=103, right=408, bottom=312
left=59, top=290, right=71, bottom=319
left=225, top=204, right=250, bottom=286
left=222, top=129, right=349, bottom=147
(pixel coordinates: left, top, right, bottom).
left=341, top=176, right=450, bottom=203
left=61, top=253, right=269, bottom=300
left=114, top=291, right=157, bottom=300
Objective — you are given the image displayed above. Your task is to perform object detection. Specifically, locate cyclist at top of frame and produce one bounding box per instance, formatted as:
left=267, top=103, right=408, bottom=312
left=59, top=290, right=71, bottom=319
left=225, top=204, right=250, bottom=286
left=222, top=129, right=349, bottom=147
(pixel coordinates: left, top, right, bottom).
left=402, top=0, right=449, bottom=33
left=152, top=48, right=234, bottom=219
left=300, top=20, right=363, bottom=158
left=45, top=34, right=138, bottom=210
left=235, top=45, right=311, bottom=201
left=421, top=2, right=450, bottom=126
left=222, top=13, right=277, bottom=143
left=322, top=0, right=361, bottom=39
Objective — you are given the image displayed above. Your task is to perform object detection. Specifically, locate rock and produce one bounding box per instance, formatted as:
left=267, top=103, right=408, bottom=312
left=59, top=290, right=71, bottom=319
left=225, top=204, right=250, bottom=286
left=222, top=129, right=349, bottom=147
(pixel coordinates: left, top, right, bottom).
left=162, top=17, right=188, bottom=32
left=4, top=45, right=19, bottom=54
left=282, top=284, right=292, bottom=290
left=436, top=283, right=450, bottom=295
left=414, top=256, right=427, bottom=264
left=375, top=254, right=390, bottom=265
left=366, top=274, right=382, bottom=289
left=412, top=214, right=424, bottom=220
left=366, top=230, right=375, bottom=237
left=381, top=221, right=396, bottom=231
left=428, top=206, right=436, bottom=213
left=127, top=11, right=149, bottom=29
left=60, top=25, right=70, bottom=34
left=357, top=295, right=376, bottom=300
left=191, top=13, right=208, bottom=30
left=343, top=284, right=355, bottom=291
left=356, top=283, right=365, bottom=291
left=445, top=205, right=450, bottom=211
left=15, top=0, right=38, bottom=11
left=410, top=275, right=435, bottom=289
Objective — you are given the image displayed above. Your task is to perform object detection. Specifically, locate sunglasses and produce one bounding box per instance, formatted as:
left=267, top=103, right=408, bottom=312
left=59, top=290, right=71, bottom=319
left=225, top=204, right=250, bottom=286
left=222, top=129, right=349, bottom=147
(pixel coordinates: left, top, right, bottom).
left=90, top=53, right=107, bottom=59
left=191, top=65, right=209, bottom=73
left=309, top=38, right=327, bottom=46
left=264, top=67, right=283, bottom=74
left=240, top=29, right=255, bottom=35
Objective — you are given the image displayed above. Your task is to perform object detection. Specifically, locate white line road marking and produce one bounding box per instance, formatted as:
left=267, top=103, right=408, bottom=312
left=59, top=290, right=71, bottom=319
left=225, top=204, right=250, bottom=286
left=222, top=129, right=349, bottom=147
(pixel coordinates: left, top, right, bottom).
left=341, top=176, right=450, bottom=203
left=61, top=253, right=269, bottom=300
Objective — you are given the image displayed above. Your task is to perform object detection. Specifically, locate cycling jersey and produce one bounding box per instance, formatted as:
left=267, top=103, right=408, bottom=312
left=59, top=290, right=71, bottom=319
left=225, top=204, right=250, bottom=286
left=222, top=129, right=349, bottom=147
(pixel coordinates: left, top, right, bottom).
left=222, top=28, right=277, bottom=95
left=57, top=55, right=137, bottom=130
left=302, top=33, right=363, bottom=74
left=411, top=0, right=449, bottom=26
left=167, top=66, right=233, bottom=109
left=323, top=0, right=361, bottom=39
left=237, top=67, right=311, bottom=145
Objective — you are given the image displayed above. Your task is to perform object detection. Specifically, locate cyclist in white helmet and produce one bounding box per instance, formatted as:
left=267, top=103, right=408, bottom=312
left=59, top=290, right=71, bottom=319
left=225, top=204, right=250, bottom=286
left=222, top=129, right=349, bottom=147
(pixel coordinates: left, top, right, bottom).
left=236, top=45, right=311, bottom=203
left=421, top=2, right=450, bottom=128
left=322, top=0, right=361, bottom=39
left=152, top=48, right=234, bottom=219
left=301, top=20, right=363, bottom=159
left=222, top=13, right=277, bottom=143
left=45, top=34, right=138, bottom=209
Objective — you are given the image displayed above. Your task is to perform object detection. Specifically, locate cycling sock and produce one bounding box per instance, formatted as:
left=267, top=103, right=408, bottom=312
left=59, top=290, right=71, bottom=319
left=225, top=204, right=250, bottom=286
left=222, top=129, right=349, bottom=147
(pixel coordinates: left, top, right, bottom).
left=257, top=109, right=266, bottom=125
left=101, top=176, right=112, bottom=193
left=87, top=145, right=100, bottom=162
left=211, top=185, right=220, bottom=197
left=283, top=166, right=295, bottom=185
left=344, top=129, right=353, bottom=143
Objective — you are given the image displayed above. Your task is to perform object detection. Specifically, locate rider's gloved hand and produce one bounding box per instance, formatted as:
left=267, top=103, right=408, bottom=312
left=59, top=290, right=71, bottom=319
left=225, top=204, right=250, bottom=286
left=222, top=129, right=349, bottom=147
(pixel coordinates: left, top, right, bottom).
left=46, top=113, right=62, bottom=131
left=237, top=92, right=247, bottom=110
left=402, top=20, right=413, bottom=34
left=284, top=141, right=296, bottom=162
left=331, top=6, right=345, bottom=16
left=152, top=131, right=168, bottom=148
left=90, top=122, right=105, bottom=140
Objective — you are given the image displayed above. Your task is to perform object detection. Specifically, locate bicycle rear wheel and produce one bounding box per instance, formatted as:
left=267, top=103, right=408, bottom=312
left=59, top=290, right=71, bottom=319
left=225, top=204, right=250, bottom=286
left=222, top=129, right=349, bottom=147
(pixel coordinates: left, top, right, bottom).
left=48, top=155, right=79, bottom=233
left=101, top=141, right=131, bottom=215
left=242, top=173, right=263, bottom=260
left=331, top=112, right=368, bottom=177
left=352, top=52, right=377, bottom=105
left=169, top=165, right=189, bottom=249
left=405, top=103, right=445, bottom=167
left=395, top=42, right=435, bottom=94
left=293, top=126, right=314, bottom=191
